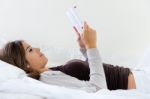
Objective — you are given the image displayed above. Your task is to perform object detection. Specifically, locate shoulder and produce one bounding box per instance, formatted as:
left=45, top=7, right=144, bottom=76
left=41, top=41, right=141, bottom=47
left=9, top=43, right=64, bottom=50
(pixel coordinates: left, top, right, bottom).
left=40, top=70, right=63, bottom=77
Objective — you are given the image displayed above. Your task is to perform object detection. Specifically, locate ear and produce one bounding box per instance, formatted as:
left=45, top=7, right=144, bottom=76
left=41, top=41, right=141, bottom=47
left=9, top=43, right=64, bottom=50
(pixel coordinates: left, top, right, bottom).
left=27, top=64, right=30, bottom=68
left=25, top=64, right=34, bottom=73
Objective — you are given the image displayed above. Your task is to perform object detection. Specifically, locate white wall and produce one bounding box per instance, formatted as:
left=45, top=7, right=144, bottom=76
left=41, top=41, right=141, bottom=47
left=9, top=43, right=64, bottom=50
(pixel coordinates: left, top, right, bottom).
left=0, top=0, right=150, bottom=67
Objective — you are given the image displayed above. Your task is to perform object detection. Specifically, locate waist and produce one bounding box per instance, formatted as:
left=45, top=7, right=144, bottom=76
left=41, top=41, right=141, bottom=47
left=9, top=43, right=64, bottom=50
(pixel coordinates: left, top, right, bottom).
left=103, top=63, right=132, bottom=90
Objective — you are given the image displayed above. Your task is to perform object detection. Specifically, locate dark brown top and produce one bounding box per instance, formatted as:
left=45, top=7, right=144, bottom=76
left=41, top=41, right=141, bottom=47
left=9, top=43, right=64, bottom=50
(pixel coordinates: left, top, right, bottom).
left=50, top=59, right=131, bottom=90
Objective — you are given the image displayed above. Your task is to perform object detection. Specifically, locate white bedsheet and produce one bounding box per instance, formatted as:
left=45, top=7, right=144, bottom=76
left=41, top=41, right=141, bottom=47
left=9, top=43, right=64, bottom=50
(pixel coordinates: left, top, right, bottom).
left=0, top=92, right=43, bottom=99
left=0, top=77, right=149, bottom=99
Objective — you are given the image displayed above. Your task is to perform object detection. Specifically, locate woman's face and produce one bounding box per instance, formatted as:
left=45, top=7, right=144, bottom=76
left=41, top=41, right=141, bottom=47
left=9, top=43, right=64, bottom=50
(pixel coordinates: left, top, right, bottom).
left=22, top=41, right=48, bottom=72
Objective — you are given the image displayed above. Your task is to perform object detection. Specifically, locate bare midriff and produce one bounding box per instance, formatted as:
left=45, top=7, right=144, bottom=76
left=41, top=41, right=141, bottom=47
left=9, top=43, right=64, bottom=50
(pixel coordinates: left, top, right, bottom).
left=128, top=73, right=136, bottom=89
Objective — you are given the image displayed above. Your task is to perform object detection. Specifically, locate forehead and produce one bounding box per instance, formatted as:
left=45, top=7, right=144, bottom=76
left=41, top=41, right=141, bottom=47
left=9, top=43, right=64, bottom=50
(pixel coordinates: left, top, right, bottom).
left=22, top=41, right=30, bottom=49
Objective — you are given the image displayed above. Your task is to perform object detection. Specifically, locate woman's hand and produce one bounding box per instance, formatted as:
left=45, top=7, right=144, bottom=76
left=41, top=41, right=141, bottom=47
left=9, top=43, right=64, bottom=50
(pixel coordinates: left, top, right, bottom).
left=81, top=22, right=97, bottom=49
left=73, top=26, right=86, bottom=49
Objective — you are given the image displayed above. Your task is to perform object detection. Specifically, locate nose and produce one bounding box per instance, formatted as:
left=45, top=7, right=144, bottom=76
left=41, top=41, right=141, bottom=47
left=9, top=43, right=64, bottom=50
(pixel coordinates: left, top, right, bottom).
left=35, top=48, right=40, bottom=52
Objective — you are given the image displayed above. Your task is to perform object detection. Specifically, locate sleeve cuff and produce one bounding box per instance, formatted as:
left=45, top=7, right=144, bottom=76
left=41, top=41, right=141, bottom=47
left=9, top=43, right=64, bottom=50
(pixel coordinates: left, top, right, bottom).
left=87, top=48, right=101, bottom=60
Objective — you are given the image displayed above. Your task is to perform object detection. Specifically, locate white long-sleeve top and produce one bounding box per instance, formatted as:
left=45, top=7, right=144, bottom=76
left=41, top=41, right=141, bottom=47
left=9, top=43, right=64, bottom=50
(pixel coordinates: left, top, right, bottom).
left=39, top=48, right=107, bottom=93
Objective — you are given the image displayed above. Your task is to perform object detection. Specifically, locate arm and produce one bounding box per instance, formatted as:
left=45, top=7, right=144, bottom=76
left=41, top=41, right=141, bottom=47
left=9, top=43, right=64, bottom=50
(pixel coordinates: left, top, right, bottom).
left=81, top=22, right=107, bottom=90
left=86, top=48, right=107, bottom=90
left=73, top=25, right=108, bottom=90
left=40, top=22, right=107, bottom=93
left=80, top=47, right=87, bottom=58
left=74, top=25, right=88, bottom=59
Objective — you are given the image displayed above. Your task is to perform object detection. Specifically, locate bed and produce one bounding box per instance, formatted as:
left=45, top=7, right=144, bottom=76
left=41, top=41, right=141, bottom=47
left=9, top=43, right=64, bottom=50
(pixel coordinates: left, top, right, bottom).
left=0, top=92, right=43, bottom=99
left=0, top=58, right=150, bottom=99
left=0, top=77, right=150, bottom=99
left=1, top=42, right=150, bottom=99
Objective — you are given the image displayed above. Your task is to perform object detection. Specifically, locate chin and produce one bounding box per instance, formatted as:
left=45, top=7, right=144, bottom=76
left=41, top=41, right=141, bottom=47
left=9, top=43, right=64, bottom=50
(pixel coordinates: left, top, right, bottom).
left=43, top=58, right=48, bottom=66
left=40, top=56, right=48, bottom=67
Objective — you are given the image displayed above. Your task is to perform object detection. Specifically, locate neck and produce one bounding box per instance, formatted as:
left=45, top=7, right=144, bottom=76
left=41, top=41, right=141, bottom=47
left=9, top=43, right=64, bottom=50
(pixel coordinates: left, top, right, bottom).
left=38, top=67, right=49, bottom=73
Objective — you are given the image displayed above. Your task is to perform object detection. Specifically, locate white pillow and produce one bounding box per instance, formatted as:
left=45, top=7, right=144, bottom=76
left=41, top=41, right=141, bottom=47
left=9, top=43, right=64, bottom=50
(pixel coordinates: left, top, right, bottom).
left=0, top=60, right=26, bottom=82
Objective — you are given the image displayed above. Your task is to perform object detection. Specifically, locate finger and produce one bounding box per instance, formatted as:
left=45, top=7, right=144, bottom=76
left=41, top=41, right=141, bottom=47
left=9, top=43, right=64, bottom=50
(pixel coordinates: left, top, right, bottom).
left=73, top=26, right=80, bottom=35
left=73, top=27, right=82, bottom=41
left=84, top=22, right=88, bottom=33
left=86, top=23, right=92, bottom=33
left=73, top=26, right=81, bottom=37
left=84, top=21, right=88, bottom=28
left=81, top=32, right=84, bottom=40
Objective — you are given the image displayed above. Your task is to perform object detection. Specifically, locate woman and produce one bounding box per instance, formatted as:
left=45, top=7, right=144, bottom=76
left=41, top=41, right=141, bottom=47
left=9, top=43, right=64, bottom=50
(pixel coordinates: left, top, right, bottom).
left=0, top=22, right=136, bottom=92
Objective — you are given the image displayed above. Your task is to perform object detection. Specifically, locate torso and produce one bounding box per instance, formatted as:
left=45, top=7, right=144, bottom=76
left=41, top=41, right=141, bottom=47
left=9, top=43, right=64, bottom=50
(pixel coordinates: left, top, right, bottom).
left=50, top=59, right=135, bottom=90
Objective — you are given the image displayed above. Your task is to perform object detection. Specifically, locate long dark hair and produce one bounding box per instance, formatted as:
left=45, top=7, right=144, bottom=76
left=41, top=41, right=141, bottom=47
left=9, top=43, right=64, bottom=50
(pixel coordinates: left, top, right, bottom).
left=0, top=40, right=40, bottom=79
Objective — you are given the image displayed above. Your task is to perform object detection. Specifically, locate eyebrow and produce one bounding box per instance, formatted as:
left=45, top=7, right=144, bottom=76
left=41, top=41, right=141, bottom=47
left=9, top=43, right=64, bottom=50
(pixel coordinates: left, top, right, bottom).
left=26, top=46, right=31, bottom=51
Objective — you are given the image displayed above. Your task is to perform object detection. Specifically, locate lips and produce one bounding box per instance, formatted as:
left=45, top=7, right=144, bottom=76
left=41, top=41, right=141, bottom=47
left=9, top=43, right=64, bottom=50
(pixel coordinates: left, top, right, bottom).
left=40, top=53, right=43, bottom=57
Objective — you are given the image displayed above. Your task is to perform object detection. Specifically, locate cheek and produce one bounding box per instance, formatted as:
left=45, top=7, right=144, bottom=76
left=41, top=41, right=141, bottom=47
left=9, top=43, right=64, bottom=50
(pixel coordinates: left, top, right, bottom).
left=26, top=54, right=40, bottom=64
left=26, top=54, right=47, bottom=67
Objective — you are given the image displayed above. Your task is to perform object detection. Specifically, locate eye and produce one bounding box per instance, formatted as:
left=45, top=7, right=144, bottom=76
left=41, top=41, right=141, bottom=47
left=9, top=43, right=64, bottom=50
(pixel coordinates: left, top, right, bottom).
left=29, top=48, right=33, bottom=52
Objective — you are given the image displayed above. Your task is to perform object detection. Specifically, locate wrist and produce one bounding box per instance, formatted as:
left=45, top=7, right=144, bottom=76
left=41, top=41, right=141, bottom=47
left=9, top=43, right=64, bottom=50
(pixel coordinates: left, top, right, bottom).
left=86, top=45, right=96, bottom=49
left=80, top=45, right=85, bottom=49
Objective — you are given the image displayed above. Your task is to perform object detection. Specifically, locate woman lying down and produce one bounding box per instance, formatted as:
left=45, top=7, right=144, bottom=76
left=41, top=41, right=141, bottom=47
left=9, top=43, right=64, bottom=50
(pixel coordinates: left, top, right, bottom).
left=0, top=22, right=139, bottom=93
